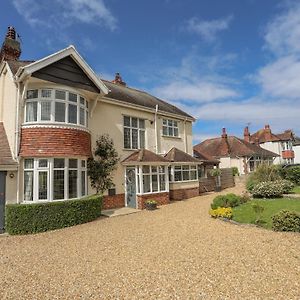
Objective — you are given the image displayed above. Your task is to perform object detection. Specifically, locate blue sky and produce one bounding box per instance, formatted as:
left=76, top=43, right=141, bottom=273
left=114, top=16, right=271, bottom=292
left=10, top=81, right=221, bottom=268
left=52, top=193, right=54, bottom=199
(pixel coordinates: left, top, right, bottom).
left=1, top=0, right=300, bottom=142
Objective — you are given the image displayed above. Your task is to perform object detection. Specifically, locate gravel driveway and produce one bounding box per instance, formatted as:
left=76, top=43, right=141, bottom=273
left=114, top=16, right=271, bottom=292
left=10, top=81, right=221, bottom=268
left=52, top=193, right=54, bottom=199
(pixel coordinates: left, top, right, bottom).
left=1, top=185, right=299, bottom=299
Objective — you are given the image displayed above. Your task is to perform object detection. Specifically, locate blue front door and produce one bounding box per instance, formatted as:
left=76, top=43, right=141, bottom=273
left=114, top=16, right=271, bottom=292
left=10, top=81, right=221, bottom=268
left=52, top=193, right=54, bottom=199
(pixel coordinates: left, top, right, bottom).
left=0, top=172, right=6, bottom=233
left=126, top=167, right=136, bottom=208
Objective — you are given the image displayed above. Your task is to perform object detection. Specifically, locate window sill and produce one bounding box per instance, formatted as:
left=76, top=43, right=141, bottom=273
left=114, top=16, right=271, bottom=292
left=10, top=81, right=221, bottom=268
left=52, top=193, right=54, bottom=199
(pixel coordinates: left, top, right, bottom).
left=161, top=135, right=181, bottom=139
left=22, top=122, right=90, bottom=132
left=170, top=179, right=199, bottom=183
left=136, top=190, right=169, bottom=195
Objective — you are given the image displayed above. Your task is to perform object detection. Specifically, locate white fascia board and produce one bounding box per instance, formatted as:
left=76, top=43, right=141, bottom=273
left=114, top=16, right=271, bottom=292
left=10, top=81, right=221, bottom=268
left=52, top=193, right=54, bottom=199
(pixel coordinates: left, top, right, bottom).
left=15, top=45, right=109, bottom=94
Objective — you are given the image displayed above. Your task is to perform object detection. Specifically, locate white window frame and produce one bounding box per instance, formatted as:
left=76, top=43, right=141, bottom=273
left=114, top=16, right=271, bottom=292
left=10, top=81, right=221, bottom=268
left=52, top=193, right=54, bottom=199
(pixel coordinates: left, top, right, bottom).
left=23, top=158, right=87, bottom=203
left=123, top=116, right=146, bottom=150
left=24, top=88, right=89, bottom=127
left=170, top=165, right=198, bottom=182
left=162, top=119, right=179, bottom=137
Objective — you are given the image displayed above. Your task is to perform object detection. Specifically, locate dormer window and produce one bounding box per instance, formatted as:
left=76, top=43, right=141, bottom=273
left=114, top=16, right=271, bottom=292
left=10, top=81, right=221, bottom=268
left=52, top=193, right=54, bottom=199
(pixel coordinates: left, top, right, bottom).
left=24, top=88, right=89, bottom=127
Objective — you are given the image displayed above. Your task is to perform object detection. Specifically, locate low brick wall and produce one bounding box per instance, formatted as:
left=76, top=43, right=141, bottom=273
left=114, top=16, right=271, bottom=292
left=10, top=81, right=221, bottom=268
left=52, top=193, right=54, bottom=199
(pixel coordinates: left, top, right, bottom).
left=137, top=192, right=170, bottom=209
left=103, top=193, right=125, bottom=209
left=170, top=187, right=199, bottom=201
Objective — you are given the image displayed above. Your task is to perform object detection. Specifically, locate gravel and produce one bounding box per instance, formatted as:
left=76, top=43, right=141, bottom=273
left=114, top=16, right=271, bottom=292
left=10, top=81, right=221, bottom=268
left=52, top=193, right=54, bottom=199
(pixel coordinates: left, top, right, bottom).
left=0, top=185, right=299, bottom=299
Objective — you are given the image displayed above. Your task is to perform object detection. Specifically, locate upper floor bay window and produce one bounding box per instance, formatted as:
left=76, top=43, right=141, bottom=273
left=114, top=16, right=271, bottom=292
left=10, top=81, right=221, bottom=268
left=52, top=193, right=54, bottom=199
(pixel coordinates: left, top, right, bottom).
left=282, top=141, right=292, bottom=151
left=169, top=165, right=198, bottom=182
left=162, top=119, right=179, bottom=137
left=24, top=158, right=87, bottom=202
left=123, top=116, right=145, bottom=149
left=25, top=89, right=89, bottom=127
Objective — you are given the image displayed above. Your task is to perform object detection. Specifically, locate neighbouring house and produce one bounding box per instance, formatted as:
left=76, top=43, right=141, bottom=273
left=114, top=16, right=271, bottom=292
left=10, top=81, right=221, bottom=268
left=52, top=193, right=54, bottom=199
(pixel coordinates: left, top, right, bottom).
left=0, top=26, right=212, bottom=224
left=193, top=128, right=278, bottom=175
left=245, top=124, right=300, bottom=165
left=293, top=136, right=300, bottom=164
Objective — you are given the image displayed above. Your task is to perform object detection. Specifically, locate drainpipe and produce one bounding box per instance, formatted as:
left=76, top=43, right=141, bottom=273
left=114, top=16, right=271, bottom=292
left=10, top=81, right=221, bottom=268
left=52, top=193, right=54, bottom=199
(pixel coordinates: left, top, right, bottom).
left=155, top=104, right=158, bottom=154
left=15, top=82, right=20, bottom=204
left=184, top=118, right=187, bottom=153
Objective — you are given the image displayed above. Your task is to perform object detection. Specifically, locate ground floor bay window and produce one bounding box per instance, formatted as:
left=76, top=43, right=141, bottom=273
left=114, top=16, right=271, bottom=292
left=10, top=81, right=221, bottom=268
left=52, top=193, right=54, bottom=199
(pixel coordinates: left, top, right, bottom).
left=169, top=164, right=198, bottom=182
left=23, top=158, right=87, bottom=202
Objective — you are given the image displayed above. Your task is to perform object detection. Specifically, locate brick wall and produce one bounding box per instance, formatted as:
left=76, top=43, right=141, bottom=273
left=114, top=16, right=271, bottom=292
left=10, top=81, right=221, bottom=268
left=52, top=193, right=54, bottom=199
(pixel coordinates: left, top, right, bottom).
left=169, top=187, right=199, bottom=201
left=19, top=127, right=92, bottom=157
left=103, top=193, right=125, bottom=209
left=137, top=192, right=170, bottom=209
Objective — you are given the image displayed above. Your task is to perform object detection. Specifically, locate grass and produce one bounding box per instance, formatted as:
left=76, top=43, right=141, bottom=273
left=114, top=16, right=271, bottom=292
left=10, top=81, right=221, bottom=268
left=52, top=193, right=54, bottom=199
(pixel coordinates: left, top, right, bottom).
left=292, top=186, right=300, bottom=194
left=232, top=198, right=300, bottom=229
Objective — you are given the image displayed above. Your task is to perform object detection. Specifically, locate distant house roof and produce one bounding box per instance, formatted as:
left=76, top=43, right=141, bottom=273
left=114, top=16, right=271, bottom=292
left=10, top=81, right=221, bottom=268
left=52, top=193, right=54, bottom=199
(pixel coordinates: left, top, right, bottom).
left=164, top=147, right=200, bottom=163
left=194, top=132, right=278, bottom=159
left=293, top=136, right=300, bottom=146
left=122, top=149, right=169, bottom=165
left=0, top=122, right=17, bottom=169
left=193, top=149, right=220, bottom=164
left=6, top=50, right=194, bottom=120
left=249, top=125, right=294, bottom=143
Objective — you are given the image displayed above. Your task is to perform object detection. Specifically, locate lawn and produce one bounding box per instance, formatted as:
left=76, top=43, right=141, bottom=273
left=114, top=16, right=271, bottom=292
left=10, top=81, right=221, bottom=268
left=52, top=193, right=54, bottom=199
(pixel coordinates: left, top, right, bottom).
left=292, top=186, right=300, bottom=194
left=232, top=198, right=300, bottom=229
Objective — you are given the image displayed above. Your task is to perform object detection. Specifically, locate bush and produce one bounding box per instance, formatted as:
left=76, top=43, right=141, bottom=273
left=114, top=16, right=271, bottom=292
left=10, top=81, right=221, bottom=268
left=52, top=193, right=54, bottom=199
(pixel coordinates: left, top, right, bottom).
left=252, top=203, right=264, bottom=224
left=211, top=193, right=241, bottom=209
left=209, top=207, right=233, bottom=219
left=5, top=195, right=102, bottom=235
left=232, top=167, right=239, bottom=177
left=251, top=180, right=293, bottom=198
left=246, top=164, right=281, bottom=192
left=283, top=167, right=300, bottom=185
left=240, top=192, right=251, bottom=204
left=272, top=210, right=300, bottom=232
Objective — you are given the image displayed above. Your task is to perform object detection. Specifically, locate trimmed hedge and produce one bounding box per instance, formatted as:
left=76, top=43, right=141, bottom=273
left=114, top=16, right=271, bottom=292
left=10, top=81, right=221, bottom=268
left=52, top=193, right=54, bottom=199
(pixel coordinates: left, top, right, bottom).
left=272, top=210, right=300, bottom=232
left=251, top=180, right=294, bottom=198
left=5, top=195, right=102, bottom=235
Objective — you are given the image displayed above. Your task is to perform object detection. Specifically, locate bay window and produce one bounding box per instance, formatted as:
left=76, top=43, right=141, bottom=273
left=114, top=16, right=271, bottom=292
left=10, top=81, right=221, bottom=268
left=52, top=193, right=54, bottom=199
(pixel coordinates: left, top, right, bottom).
left=25, top=88, right=89, bottom=127
left=170, top=165, right=198, bottom=182
left=23, top=158, right=88, bottom=202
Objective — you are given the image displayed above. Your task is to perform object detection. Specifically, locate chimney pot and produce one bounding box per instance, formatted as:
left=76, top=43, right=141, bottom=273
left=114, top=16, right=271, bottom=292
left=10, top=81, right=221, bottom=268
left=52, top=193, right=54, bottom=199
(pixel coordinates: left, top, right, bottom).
left=244, top=126, right=250, bottom=142
left=6, top=26, right=16, bottom=40
left=0, top=25, right=21, bottom=62
left=221, top=127, right=227, bottom=138
left=112, top=72, right=126, bottom=86
left=265, top=124, right=270, bottom=129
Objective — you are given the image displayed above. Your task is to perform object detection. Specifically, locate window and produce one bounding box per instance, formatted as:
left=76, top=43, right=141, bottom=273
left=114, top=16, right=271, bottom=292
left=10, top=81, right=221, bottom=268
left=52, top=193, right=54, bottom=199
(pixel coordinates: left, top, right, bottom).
left=23, top=158, right=87, bottom=202
left=162, top=119, right=179, bottom=137
left=25, top=89, right=89, bottom=127
left=123, top=116, right=145, bottom=149
left=172, top=165, right=198, bottom=182
left=282, top=141, right=292, bottom=151
left=135, top=165, right=168, bottom=194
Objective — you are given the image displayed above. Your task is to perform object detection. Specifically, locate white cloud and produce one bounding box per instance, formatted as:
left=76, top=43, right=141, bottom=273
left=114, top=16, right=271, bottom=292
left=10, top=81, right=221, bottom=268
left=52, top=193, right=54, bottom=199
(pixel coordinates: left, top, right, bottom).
left=12, top=0, right=117, bottom=30
left=184, top=15, right=233, bottom=42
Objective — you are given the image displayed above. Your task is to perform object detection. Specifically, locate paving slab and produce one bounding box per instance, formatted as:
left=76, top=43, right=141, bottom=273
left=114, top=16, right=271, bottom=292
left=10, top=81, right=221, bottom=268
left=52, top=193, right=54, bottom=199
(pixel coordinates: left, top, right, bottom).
left=101, top=207, right=141, bottom=217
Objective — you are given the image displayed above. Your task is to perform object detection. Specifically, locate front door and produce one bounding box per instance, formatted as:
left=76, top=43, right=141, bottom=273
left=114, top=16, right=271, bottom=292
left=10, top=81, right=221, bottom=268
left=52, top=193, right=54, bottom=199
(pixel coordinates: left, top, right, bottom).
left=0, top=172, right=6, bottom=233
left=126, top=167, right=136, bottom=208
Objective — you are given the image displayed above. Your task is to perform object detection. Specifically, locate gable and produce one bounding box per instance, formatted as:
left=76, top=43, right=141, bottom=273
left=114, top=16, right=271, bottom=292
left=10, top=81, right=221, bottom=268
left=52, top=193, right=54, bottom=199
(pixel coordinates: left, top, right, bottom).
left=32, top=56, right=100, bottom=93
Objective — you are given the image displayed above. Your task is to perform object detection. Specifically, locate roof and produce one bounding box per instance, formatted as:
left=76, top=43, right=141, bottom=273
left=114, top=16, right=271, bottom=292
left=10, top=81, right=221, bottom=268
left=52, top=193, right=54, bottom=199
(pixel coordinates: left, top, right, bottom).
left=0, top=122, right=17, bottom=169
left=164, top=147, right=200, bottom=163
left=122, top=149, right=169, bottom=165
left=6, top=49, right=194, bottom=120
left=193, top=149, right=220, bottom=164
left=250, top=127, right=293, bottom=143
left=293, top=136, right=300, bottom=146
left=194, top=136, right=279, bottom=159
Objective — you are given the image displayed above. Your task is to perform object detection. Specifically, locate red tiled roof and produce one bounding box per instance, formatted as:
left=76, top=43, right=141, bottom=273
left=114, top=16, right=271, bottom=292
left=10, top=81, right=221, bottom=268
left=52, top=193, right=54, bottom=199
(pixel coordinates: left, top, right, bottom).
left=0, top=122, right=17, bottom=168
left=193, top=149, right=220, bottom=164
left=194, top=135, right=278, bottom=159
left=250, top=127, right=293, bottom=143
left=122, top=149, right=169, bottom=164
left=164, top=147, right=200, bottom=163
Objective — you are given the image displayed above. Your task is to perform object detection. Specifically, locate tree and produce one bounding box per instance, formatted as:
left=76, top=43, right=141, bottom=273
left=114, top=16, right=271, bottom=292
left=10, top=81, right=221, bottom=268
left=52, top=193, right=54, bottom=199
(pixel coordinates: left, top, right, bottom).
left=87, top=134, right=119, bottom=194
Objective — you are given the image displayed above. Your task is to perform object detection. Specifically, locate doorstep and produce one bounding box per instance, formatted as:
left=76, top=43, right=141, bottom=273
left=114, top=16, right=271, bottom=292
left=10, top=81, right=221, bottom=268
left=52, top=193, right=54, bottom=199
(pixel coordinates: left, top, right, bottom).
left=101, top=207, right=141, bottom=218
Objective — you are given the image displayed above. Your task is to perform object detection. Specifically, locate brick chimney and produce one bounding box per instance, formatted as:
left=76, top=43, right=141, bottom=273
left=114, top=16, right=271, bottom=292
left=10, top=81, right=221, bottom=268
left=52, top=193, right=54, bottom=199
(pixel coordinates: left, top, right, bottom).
left=221, top=127, right=227, bottom=139
left=244, top=126, right=250, bottom=142
left=112, top=72, right=126, bottom=86
left=0, top=26, right=21, bottom=62
left=264, top=124, right=272, bottom=141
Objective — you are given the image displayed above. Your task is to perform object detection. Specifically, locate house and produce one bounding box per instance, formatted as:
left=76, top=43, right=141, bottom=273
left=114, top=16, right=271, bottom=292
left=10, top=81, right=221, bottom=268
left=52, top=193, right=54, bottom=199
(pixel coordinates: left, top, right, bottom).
left=193, top=128, right=278, bottom=175
left=0, top=26, right=214, bottom=223
left=293, top=137, right=300, bottom=164
left=245, top=124, right=300, bottom=165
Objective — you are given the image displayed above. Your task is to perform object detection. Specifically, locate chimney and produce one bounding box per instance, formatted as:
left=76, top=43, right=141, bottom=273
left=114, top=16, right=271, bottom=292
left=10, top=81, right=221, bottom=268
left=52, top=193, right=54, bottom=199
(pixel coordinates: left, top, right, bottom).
left=221, top=127, right=227, bottom=139
left=244, top=126, right=250, bottom=142
left=255, top=137, right=260, bottom=146
left=264, top=124, right=272, bottom=141
left=0, top=26, right=21, bottom=62
left=112, top=72, right=126, bottom=86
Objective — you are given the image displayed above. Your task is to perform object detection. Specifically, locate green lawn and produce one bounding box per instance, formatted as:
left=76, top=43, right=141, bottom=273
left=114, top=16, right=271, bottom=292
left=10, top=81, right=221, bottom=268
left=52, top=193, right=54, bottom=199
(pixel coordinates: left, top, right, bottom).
left=232, top=198, right=300, bottom=229
left=292, top=186, right=300, bottom=194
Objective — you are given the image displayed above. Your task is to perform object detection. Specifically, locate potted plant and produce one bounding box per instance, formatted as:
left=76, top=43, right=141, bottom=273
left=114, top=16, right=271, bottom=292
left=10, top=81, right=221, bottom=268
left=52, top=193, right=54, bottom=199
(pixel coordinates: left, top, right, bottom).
left=145, top=200, right=157, bottom=210
left=210, top=168, right=222, bottom=192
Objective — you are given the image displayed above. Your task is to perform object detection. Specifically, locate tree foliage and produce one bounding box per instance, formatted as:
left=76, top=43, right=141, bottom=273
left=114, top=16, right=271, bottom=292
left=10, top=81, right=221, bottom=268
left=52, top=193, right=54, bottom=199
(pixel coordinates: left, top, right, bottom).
left=87, top=134, right=119, bottom=194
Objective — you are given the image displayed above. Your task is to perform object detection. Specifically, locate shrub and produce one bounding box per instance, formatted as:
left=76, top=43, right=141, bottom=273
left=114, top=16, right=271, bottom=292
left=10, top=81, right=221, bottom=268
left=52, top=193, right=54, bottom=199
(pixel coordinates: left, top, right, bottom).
left=232, top=167, right=239, bottom=177
left=272, top=210, right=300, bottom=232
left=5, top=195, right=102, bottom=235
left=209, top=207, right=233, bottom=219
left=211, top=193, right=241, bottom=209
left=252, top=203, right=264, bottom=224
left=280, top=179, right=294, bottom=194
left=246, top=164, right=281, bottom=192
left=284, top=167, right=300, bottom=185
left=251, top=181, right=285, bottom=198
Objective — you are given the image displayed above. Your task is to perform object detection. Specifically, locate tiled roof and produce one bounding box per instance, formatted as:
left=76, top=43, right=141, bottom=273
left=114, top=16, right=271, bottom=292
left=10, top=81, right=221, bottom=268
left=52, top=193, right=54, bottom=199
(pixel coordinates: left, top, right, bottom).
left=6, top=60, right=194, bottom=119
left=122, top=149, right=169, bottom=164
left=0, top=122, right=17, bottom=167
left=250, top=127, right=293, bottom=143
left=164, top=147, right=200, bottom=163
left=194, top=136, right=279, bottom=158
left=293, top=136, right=300, bottom=146
left=193, top=149, right=220, bottom=164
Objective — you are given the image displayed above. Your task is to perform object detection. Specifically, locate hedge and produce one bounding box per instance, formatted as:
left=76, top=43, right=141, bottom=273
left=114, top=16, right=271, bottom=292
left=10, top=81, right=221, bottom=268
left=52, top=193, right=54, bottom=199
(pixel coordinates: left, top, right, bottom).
left=5, top=195, right=102, bottom=235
